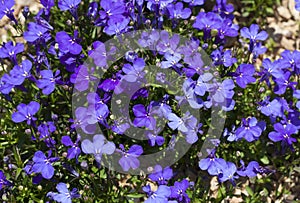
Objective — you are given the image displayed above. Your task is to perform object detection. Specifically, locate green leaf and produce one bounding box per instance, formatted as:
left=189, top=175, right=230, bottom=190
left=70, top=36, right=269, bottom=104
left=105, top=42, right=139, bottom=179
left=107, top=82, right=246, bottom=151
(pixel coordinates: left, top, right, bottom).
left=245, top=186, right=254, bottom=197
left=260, top=155, right=270, bottom=164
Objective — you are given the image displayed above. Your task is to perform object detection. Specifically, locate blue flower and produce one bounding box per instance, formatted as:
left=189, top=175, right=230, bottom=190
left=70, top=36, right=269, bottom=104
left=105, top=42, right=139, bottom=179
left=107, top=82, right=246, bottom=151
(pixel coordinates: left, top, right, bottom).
left=58, top=0, right=81, bottom=19
left=148, top=165, right=173, bottom=185
left=61, top=135, right=81, bottom=160
left=117, top=144, right=143, bottom=171
left=240, top=24, right=268, bottom=52
left=12, top=101, right=40, bottom=125
left=133, top=104, right=156, bottom=130
left=0, top=0, right=17, bottom=23
left=47, top=182, right=80, bottom=203
left=0, top=170, right=12, bottom=190
left=56, top=31, right=82, bottom=55
left=145, top=127, right=165, bottom=147
left=122, top=58, right=146, bottom=82
left=295, top=0, right=300, bottom=11
left=235, top=117, right=265, bottom=142
left=31, top=150, right=59, bottom=179
left=23, top=22, right=51, bottom=43
left=170, top=179, right=190, bottom=203
left=81, top=134, right=115, bottom=163
left=143, top=184, right=171, bottom=203
left=36, top=70, right=61, bottom=95
left=199, top=150, right=226, bottom=175
left=0, top=41, right=24, bottom=63
left=10, top=59, right=32, bottom=86
left=167, top=2, right=191, bottom=19
left=268, top=123, right=298, bottom=149
left=218, top=161, right=238, bottom=186
left=233, top=64, right=256, bottom=88
left=104, top=17, right=130, bottom=36
left=37, top=121, right=56, bottom=148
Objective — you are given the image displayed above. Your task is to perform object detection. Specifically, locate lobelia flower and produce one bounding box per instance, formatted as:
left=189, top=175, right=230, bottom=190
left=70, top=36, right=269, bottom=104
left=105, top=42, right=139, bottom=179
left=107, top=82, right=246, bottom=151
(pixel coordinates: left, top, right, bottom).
left=10, top=59, right=32, bottom=86
left=216, top=18, right=239, bottom=41
left=268, top=123, right=298, bottom=149
left=87, top=2, right=98, bottom=20
left=70, top=106, right=96, bottom=134
left=98, top=0, right=126, bottom=23
left=167, top=2, right=191, bottom=19
left=0, top=73, right=15, bottom=94
left=143, top=184, right=171, bottom=203
left=235, top=117, right=265, bottom=142
left=237, top=160, right=261, bottom=178
left=274, top=71, right=297, bottom=95
left=146, top=0, right=173, bottom=11
left=182, top=0, right=204, bottom=6
left=175, top=80, right=203, bottom=109
left=58, top=0, right=81, bottom=20
left=145, top=127, right=165, bottom=147
left=232, top=64, right=256, bottom=88
left=156, top=31, right=180, bottom=55
left=47, top=182, right=80, bottom=203
left=133, top=104, right=156, bottom=130
left=167, top=111, right=194, bottom=133
left=122, top=58, right=146, bottom=82
left=170, top=179, right=190, bottom=203
left=70, top=65, right=97, bottom=91
left=12, top=101, right=40, bottom=125
left=193, top=12, right=222, bottom=40
left=0, top=0, right=17, bottom=23
left=81, top=134, right=115, bottom=163
left=280, top=50, right=300, bottom=74
left=258, top=97, right=283, bottom=118
left=259, top=59, right=284, bottom=86
left=211, top=48, right=237, bottom=68
left=56, top=31, right=82, bottom=55
left=117, top=144, right=143, bottom=171
left=61, top=135, right=81, bottom=160
left=240, top=24, right=268, bottom=52
left=218, top=161, right=238, bottom=186
left=199, top=149, right=226, bottom=175
left=223, top=126, right=237, bottom=142
left=0, top=170, right=12, bottom=189
left=31, top=150, right=59, bottom=179
left=37, top=121, right=56, bottom=148
left=36, top=70, right=61, bottom=95
left=0, top=41, right=24, bottom=64
left=40, top=0, right=55, bottom=17
left=213, top=0, right=234, bottom=13
left=104, top=17, right=130, bottom=36
left=208, top=79, right=235, bottom=103
left=111, top=117, right=130, bottom=134
left=183, top=116, right=203, bottom=144
left=23, top=22, right=51, bottom=43
left=148, top=165, right=173, bottom=185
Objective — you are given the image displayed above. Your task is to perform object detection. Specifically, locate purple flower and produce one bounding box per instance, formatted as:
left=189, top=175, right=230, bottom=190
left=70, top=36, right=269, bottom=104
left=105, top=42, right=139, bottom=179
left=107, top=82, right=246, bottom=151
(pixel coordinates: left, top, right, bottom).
left=117, top=144, right=143, bottom=171
left=70, top=65, right=96, bottom=91
left=98, top=0, right=126, bottom=23
left=12, top=101, right=40, bottom=125
left=145, top=127, right=165, bottom=147
left=37, top=121, right=56, bottom=148
left=235, top=117, right=265, bottom=142
left=104, top=17, right=130, bottom=36
left=237, top=160, right=261, bottom=178
left=122, top=58, right=146, bottom=82
left=133, top=104, right=156, bottom=130
left=233, top=64, right=256, bottom=88
left=10, top=59, right=32, bottom=85
left=258, top=97, right=283, bottom=117
left=47, top=182, right=80, bottom=203
left=61, top=135, right=81, bottom=160
left=70, top=107, right=96, bottom=134
left=81, top=134, right=115, bottom=163
left=211, top=48, right=237, bottom=68
left=167, top=111, right=195, bottom=133
left=274, top=71, right=296, bottom=95
left=280, top=50, right=300, bottom=73
left=143, top=185, right=171, bottom=203
left=193, top=12, right=222, bottom=40
left=199, top=150, right=226, bottom=175
left=0, top=170, right=12, bottom=189
left=36, top=70, right=61, bottom=95
left=167, top=2, right=191, bottom=19
left=56, top=31, right=82, bottom=55
left=170, top=179, right=190, bottom=203
left=32, top=150, right=59, bottom=179
left=0, top=41, right=24, bottom=63
left=209, top=79, right=235, bottom=103
left=0, top=0, right=17, bottom=23
left=218, top=161, right=238, bottom=185
left=40, top=0, right=55, bottom=16
left=58, top=0, right=81, bottom=19
left=23, top=22, right=51, bottom=43
left=148, top=165, right=173, bottom=185
left=213, top=0, right=234, bottom=13
left=240, top=24, right=268, bottom=52
left=183, top=0, right=204, bottom=6
left=268, top=123, right=298, bottom=148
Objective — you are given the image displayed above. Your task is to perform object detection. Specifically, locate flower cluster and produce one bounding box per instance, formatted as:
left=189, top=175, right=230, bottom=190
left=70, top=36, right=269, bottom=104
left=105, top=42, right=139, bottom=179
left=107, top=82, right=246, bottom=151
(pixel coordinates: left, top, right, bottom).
left=0, top=0, right=299, bottom=202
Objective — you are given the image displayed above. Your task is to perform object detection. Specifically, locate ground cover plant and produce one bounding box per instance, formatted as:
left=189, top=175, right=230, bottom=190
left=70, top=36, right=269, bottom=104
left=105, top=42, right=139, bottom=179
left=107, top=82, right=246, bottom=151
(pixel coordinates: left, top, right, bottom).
left=0, top=0, right=299, bottom=202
